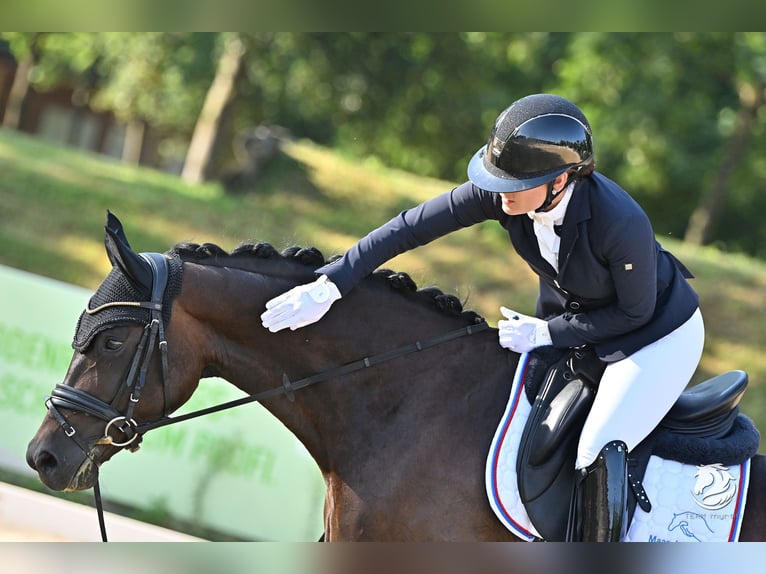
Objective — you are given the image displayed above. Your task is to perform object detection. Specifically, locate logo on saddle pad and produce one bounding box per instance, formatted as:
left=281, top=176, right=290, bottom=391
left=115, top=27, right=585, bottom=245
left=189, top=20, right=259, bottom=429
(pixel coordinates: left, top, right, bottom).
left=691, top=463, right=737, bottom=511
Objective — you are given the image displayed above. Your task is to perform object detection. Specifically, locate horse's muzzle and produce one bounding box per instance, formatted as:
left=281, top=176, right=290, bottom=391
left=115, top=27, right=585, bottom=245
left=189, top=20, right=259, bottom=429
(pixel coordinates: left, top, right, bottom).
left=26, top=438, right=98, bottom=491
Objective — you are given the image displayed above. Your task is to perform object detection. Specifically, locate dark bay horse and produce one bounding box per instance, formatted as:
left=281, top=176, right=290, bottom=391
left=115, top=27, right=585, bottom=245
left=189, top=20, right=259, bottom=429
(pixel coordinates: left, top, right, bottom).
left=26, top=213, right=766, bottom=541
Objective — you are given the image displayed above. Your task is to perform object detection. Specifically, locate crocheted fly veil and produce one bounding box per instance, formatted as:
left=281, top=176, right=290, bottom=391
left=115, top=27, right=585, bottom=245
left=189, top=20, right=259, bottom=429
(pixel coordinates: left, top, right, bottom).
left=72, top=212, right=183, bottom=351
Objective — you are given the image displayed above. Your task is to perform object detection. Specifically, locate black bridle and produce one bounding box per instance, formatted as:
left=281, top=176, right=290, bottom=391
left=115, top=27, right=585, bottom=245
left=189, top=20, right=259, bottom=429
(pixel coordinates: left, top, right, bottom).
left=46, top=253, right=172, bottom=454
left=43, top=252, right=491, bottom=541
left=44, top=252, right=171, bottom=541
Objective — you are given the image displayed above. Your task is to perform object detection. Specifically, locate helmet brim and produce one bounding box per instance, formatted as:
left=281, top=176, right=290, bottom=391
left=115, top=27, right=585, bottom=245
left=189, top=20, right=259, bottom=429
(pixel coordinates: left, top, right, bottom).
left=467, top=145, right=568, bottom=193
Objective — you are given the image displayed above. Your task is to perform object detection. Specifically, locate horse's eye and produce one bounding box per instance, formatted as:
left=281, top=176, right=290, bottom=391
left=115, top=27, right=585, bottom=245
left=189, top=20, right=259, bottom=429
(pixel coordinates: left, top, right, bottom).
left=105, top=338, right=124, bottom=351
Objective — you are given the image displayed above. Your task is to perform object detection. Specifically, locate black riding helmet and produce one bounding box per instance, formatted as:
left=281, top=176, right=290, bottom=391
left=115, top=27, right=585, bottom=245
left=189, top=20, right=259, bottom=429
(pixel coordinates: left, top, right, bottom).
left=467, top=94, right=594, bottom=195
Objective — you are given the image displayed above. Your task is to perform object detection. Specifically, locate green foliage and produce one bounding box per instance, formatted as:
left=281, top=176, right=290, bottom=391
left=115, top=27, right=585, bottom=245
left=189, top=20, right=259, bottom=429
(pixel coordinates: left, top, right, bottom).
left=92, top=32, right=217, bottom=129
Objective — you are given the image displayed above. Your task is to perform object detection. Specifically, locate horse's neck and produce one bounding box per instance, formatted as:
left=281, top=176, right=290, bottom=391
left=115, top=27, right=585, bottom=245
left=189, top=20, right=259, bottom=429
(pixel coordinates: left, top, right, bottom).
left=181, top=262, right=518, bottom=472
left=261, top=316, right=514, bottom=476
left=176, top=261, right=301, bottom=380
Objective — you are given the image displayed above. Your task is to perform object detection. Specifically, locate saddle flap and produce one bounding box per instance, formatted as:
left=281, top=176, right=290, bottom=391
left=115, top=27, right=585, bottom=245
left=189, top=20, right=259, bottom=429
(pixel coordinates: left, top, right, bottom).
left=515, top=353, right=596, bottom=541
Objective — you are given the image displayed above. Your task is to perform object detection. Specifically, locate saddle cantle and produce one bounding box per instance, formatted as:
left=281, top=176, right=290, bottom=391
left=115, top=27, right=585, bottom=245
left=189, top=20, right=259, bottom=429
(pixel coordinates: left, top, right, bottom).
left=660, top=370, right=747, bottom=436
left=514, top=348, right=759, bottom=541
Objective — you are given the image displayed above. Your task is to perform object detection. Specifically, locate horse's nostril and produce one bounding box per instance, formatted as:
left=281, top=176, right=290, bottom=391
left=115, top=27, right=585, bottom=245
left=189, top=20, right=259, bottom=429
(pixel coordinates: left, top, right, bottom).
left=34, top=450, right=59, bottom=473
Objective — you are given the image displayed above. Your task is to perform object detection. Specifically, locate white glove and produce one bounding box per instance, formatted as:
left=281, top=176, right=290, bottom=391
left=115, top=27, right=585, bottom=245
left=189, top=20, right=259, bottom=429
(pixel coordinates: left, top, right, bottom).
left=497, top=306, right=552, bottom=353
left=261, top=275, right=342, bottom=332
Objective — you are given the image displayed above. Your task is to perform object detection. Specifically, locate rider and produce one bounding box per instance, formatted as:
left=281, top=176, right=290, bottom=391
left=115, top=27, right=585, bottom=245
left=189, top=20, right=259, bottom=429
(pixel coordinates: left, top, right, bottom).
left=260, top=93, right=704, bottom=541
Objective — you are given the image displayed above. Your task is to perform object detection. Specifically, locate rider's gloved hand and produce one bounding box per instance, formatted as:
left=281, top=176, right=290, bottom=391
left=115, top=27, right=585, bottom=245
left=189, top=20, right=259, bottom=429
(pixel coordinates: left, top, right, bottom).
left=261, top=275, right=342, bottom=332
left=497, top=306, right=552, bottom=353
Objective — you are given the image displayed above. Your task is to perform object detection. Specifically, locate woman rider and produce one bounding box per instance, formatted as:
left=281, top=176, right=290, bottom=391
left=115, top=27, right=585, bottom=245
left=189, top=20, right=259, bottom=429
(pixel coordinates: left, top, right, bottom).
left=260, top=93, right=704, bottom=542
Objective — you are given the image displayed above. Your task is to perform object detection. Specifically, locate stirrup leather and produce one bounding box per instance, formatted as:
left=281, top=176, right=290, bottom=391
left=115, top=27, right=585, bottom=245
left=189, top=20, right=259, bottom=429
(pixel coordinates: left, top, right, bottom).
left=567, top=440, right=629, bottom=542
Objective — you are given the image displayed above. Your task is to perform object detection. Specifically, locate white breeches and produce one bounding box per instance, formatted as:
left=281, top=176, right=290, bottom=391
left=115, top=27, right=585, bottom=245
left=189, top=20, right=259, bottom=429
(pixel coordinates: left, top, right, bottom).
left=575, top=308, right=705, bottom=469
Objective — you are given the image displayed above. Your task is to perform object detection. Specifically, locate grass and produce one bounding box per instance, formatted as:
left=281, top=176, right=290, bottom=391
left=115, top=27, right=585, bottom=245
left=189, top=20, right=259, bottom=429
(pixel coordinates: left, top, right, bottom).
left=2, top=126, right=765, bottom=446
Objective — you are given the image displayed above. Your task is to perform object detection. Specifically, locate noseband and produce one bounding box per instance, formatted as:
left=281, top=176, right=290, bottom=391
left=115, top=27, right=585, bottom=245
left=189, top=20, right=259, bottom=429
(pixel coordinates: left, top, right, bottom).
left=45, top=253, right=171, bottom=455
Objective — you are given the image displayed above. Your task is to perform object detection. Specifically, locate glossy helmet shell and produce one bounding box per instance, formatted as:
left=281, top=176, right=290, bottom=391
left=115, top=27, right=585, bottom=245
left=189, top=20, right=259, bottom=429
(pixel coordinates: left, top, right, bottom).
left=468, top=94, right=594, bottom=193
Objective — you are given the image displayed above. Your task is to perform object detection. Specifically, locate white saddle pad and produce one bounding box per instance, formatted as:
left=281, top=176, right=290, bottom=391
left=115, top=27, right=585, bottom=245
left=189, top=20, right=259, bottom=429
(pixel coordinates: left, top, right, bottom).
left=485, top=353, right=751, bottom=542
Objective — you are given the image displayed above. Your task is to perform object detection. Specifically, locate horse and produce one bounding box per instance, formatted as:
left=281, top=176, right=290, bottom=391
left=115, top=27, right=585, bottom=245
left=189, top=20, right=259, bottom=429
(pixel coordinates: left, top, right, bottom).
left=26, top=212, right=766, bottom=541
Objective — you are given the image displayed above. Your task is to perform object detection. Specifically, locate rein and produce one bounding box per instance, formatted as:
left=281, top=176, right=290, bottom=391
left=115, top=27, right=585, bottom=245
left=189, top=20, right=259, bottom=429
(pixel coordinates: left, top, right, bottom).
left=136, top=320, right=491, bottom=434
left=45, top=253, right=492, bottom=540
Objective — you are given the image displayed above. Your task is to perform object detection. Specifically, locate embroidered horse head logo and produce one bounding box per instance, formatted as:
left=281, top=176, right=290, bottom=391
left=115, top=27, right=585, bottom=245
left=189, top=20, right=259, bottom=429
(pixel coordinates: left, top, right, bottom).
left=668, top=511, right=714, bottom=542
left=692, top=463, right=737, bottom=510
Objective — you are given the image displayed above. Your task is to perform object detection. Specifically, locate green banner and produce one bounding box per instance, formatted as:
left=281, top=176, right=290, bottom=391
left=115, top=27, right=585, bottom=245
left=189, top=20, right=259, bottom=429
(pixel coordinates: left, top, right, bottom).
left=0, top=265, right=324, bottom=541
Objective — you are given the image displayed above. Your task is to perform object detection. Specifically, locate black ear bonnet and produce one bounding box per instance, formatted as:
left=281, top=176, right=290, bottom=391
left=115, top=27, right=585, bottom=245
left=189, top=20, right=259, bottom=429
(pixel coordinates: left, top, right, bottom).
left=73, top=252, right=183, bottom=352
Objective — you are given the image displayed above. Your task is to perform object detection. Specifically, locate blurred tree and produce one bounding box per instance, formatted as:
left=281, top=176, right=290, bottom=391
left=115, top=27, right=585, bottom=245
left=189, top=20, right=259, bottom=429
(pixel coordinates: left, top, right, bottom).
left=1, top=32, right=43, bottom=130
left=182, top=33, right=246, bottom=184
left=92, top=33, right=217, bottom=166
left=685, top=33, right=766, bottom=247
left=229, top=33, right=570, bottom=181
left=28, top=33, right=104, bottom=147
left=0, top=32, right=218, bottom=167
left=553, top=33, right=736, bottom=237
left=343, top=34, right=560, bottom=178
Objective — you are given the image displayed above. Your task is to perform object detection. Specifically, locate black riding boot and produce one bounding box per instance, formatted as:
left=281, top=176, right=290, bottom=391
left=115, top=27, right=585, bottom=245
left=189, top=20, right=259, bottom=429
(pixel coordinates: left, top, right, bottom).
left=566, top=440, right=629, bottom=542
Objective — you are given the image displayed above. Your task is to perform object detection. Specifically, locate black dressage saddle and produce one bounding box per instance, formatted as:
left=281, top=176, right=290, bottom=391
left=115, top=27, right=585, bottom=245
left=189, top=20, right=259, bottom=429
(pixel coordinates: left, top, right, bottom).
left=514, top=347, right=759, bottom=541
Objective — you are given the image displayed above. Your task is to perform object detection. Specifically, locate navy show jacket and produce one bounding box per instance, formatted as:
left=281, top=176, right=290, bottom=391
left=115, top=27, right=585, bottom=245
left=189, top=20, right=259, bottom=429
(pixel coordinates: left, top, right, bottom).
left=317, top=172, right=699, bottom=362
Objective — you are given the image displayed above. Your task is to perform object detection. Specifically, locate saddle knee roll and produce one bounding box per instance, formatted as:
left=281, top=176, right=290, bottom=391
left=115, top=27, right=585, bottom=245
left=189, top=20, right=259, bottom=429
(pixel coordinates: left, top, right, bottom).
left=528, top=377, right=594, bottom=467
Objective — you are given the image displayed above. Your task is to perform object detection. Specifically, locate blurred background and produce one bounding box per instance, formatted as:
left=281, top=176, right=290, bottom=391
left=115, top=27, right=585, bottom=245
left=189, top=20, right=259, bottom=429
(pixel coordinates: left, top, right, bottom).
left=4, top=33, right=766, bottom=252
left=1, top=32, right=765, bottom=542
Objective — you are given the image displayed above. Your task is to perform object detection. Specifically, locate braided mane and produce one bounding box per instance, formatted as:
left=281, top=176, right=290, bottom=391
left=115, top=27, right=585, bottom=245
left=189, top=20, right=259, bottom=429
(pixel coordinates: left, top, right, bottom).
left=171, top=241, right=484, bottom=324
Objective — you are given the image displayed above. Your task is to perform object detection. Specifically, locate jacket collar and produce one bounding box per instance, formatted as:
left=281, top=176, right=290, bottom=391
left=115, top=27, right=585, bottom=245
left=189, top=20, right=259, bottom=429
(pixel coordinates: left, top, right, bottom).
left=508, top=178, right=593, bottom=278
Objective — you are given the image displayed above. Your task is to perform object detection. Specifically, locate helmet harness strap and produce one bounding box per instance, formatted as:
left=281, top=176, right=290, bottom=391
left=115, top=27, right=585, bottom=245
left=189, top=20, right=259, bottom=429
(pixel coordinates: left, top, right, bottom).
left=535, top=179, right=560, bottom=213
left=535, top=166, right=587, bottom=212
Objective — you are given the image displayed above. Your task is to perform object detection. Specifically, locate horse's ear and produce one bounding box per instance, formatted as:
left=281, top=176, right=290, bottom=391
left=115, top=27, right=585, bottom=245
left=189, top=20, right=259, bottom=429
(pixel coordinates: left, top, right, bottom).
left=104, top=210, right=153, bottom=294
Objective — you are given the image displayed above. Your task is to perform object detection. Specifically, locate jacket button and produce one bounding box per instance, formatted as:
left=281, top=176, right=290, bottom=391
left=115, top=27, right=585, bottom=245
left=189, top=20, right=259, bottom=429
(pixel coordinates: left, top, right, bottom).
left=568, top=301, right=581, bottom=311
